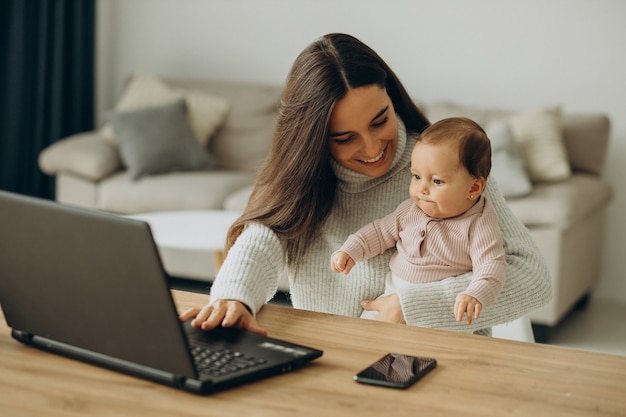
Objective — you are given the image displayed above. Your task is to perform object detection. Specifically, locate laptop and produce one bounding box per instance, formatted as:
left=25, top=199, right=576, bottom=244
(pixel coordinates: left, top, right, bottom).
left=0, top=190, right=322, bottom=395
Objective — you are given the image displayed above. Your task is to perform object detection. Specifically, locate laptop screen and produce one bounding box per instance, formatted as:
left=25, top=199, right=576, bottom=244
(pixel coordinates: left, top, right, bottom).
left=0, top=191, right=197, bottom=377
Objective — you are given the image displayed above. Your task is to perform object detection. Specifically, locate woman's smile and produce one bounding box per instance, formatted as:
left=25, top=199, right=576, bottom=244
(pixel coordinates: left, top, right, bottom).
left=328, top=85, right=398, bottom=178
left=358, top=145, right=387, bottom=165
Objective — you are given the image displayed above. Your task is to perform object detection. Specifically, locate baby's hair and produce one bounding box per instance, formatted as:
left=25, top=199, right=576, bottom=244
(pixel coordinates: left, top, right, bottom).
left=417, top=117, right=491, bottom=179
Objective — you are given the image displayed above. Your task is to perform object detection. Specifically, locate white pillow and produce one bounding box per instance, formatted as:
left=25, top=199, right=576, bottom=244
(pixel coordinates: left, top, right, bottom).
left=485, top=119, right=532, bottom=198
left=425, top=102, right=571, bottom=183
left=508, top=106, right=571, bottom=182
left=100, top=71, right=230, bottom=147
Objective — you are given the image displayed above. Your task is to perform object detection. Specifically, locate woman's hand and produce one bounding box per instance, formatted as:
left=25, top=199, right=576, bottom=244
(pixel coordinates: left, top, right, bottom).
left=361, top=293, right=405, bottom=324
left=179, top=299, right=268, bottom=336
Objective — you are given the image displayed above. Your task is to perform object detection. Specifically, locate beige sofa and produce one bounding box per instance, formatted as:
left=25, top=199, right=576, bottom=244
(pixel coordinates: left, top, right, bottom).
left=40, top=76, right=283, bottom=213
left=39, top=76, right=612, bottom=342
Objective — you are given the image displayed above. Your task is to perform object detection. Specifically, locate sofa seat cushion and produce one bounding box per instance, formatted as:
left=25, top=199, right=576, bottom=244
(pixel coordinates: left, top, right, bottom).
left=223, top=185, right=254, bottom=211
left=505, top=174, right=612, bottom=229
left=98, top=170, right=255, bottom=214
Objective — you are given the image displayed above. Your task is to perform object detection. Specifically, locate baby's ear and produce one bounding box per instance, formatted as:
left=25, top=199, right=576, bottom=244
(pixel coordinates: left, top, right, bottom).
left=470, top=177, right=487, bottom=196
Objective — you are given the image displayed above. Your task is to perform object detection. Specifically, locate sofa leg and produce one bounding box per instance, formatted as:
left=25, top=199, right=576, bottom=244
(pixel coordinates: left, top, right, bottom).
left=531, top=292, right=593, bottom=344
left=531, top=324, right=552, bottom=344
left=574, top=292, right=591, bottom=311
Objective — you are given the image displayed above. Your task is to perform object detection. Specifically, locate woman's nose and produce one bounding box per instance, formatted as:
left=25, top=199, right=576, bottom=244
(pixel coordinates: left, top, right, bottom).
left=361, top=134, right=380, bottom=156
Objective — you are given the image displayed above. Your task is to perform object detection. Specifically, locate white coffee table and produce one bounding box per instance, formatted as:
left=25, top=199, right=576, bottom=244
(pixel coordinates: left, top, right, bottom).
left=125, top=210, right=242, bottom=281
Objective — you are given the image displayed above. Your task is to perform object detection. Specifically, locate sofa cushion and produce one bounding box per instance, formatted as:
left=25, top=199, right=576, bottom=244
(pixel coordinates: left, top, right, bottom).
left=505, top=174, right=612, bottom=229
left=167, top=79, right=282, bottom=172
left=485, top=119, right=532, bottom=198
left=426, top=102, right=571, bottom=183
left=111, top=99, right=215, bottom=180
left=98, top=170, right=256, bottom=214
left=508, top=106, right=571, bottom=182
left=101, top=71, right=230, bottom=146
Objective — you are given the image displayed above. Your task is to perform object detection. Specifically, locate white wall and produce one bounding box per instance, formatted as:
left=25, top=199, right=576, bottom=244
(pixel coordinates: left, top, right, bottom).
left=97, top=0, right=626, bottom=303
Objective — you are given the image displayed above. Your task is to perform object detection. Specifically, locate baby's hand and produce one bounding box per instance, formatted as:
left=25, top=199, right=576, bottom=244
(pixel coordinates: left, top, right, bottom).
left=330, top=251, right=355, bottom=274
left=454, top=294, right=482, bottom=324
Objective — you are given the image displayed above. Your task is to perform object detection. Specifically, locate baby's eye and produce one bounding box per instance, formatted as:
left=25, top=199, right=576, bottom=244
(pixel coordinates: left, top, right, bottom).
left=412, top=174, right=421, bottom=180
left=433, top=179, right=444, bottom=185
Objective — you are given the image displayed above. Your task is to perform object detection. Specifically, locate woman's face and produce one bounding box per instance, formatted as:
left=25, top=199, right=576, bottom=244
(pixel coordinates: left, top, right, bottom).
left=328, top=85, right=398, bottom=178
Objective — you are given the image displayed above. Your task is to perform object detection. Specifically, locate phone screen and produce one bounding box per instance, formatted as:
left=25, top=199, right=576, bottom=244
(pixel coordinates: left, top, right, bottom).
left=354, top=353, right=437, bottom=389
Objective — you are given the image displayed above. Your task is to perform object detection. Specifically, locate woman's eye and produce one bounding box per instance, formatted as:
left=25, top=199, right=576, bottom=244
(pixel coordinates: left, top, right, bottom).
left=333, top=136, right=353, bottom=144
left=372, top=117, right=388, bottom=128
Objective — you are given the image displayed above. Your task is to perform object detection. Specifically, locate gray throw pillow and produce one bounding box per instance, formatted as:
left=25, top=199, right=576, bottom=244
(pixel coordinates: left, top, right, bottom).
left=111, top=99, right=215, bottom=180
left=486, top=119, right=532, bottom=199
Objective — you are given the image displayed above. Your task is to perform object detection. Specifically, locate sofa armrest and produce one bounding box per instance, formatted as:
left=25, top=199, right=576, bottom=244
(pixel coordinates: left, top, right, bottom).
left=39, top=131, right=123, bottom=181
left=562, top=113, right=610, bottom=176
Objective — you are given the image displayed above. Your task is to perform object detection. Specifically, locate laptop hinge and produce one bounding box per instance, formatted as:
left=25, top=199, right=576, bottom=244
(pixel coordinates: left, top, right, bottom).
left=20, top=334, right=187, bottom=388
left=11, top=329, right=34, bottom=345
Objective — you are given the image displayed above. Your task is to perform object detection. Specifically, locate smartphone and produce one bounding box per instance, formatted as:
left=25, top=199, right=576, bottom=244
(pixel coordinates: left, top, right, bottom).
left=353, top=353, right=437, bottom=389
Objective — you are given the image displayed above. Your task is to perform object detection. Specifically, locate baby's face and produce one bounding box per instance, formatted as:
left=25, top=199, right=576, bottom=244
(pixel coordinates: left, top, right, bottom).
left=409, top=142, right=480, bottom=219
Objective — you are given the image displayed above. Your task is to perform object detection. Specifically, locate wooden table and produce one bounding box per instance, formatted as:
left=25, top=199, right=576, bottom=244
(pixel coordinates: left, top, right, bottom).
left=1, top=290, right=625, bottom=417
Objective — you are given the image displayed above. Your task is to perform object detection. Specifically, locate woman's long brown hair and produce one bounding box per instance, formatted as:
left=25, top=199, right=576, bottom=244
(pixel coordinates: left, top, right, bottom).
left=225, top=33, right=430, bottom=263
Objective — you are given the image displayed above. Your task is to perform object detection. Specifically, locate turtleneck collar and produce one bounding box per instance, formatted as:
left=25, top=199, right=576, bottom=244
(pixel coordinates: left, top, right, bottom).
left=331, top=117, right=412, bottom=193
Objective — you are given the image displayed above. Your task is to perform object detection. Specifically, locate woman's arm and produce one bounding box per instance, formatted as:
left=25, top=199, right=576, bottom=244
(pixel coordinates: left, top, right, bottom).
left=180, top=223, right=287, bottom=333
left=209, top=223, right=286, bottom=314
left=398, top=180, right=552, bottom=332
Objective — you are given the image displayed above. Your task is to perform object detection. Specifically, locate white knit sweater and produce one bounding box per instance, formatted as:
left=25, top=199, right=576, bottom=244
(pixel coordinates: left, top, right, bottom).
left=210, top=120, right=552, bottom=333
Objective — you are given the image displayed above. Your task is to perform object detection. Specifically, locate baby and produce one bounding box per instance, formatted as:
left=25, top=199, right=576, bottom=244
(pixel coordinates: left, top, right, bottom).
left=331, top=117, right=506, bottom=325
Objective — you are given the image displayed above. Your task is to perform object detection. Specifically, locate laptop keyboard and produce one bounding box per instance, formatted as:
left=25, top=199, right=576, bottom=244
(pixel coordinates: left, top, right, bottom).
left=191, top=345, right=268, bottom=378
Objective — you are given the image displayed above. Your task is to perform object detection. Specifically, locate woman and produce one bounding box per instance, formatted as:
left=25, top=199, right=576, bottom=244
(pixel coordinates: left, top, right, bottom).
left=180, top=33, right=551, bottom=336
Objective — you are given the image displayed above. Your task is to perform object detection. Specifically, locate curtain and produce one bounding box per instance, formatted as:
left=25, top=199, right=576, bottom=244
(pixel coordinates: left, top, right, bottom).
left=0, top=0, right=95, bottom=198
